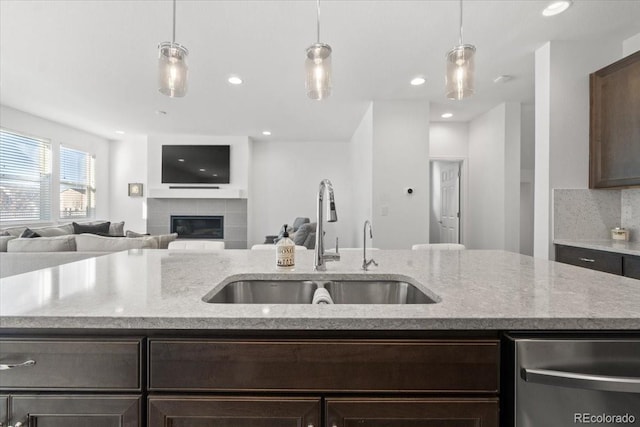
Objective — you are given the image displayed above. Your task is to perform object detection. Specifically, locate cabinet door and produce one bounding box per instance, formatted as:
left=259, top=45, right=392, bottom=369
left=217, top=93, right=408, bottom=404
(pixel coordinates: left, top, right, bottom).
left=326, top=398, right=499, bottom=427
left=148, top=396, right=321, bottom=427
left=9, top=395, right=140, bottom=427
left=623, top=255, right=640, bottom=280
left=0, top=395, right=7, bottom=426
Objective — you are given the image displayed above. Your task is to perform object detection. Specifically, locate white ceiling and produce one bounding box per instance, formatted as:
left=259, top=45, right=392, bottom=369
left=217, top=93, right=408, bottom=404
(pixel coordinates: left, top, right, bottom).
left=1, top=0, right=639, bottom=142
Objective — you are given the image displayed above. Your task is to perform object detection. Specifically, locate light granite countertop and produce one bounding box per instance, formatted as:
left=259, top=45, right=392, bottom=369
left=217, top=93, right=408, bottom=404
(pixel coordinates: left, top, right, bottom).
left=0, top=249, right=639, bottom=330
left=554, top=239, right=640, bottom=256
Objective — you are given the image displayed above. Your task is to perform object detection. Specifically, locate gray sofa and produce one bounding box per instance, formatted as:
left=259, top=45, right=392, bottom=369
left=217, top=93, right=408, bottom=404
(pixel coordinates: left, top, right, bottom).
left=0, top=221, right=177, bottom=278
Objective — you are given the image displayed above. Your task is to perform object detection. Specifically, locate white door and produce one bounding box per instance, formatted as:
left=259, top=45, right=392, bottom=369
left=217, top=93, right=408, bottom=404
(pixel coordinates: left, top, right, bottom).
left=438, top=162, right=460, bottom=243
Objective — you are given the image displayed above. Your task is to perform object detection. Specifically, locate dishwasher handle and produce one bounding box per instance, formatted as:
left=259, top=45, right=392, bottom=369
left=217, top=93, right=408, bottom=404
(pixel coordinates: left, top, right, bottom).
left=522, top=368, right=640, bottom=394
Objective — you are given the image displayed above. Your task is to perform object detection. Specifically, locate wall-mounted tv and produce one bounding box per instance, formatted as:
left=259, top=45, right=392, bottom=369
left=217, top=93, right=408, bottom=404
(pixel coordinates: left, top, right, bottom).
left=162, top=145, right=230, bottom=184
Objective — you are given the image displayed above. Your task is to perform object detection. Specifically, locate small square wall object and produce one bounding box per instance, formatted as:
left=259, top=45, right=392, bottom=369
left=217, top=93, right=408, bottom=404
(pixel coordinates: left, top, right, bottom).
left=128, top=183, right=144, bottom=197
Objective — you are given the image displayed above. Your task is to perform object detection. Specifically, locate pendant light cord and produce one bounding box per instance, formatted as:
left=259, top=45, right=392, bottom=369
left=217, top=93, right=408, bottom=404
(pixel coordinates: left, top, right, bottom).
left=172, top=0, right=177, bottom=43
left=316, top=0, right=321, bottom=43
left=458, top=0, right=463, bottom=45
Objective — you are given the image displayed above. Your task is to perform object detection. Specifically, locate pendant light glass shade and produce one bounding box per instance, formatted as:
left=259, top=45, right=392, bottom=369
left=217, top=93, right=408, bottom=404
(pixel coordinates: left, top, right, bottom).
left=305, top=43, right=332, bottom=100
left=445, top=0, right=475, bottom=100
left=445, top=44, right=475, bottom=100
left=158, top=0, right=188, bottom=98
left=158, top=42, right=189, bottom=98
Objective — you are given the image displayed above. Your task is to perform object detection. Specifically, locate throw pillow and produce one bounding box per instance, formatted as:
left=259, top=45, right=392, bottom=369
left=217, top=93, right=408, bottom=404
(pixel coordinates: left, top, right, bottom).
left=73, top=221, right=110, bottom=235
left=75, top=234, right=158, bottom=251
left=19, top=228, right=41, bottom=238
left=0, top=231, right=10, bottom=236
left=0, top=235, right=17, bottom=252
left=109, top=221, right=125, bottom=237
left=126, top=230, right=150, bottom=238
left=7, top=235, right=77, bottom=252
left=151, top=233, right=178, bottom=249
left=32, top=224, right=74, bottom=237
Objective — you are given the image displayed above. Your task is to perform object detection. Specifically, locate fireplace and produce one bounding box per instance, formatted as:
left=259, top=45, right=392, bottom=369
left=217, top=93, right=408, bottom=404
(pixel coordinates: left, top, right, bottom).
left=170, top=215, right=224, bottom=239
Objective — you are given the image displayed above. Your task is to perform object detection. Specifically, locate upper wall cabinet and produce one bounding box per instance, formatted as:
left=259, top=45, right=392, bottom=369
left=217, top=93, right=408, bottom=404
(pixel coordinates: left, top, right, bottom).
left=590, top=50, right=640, bottom=189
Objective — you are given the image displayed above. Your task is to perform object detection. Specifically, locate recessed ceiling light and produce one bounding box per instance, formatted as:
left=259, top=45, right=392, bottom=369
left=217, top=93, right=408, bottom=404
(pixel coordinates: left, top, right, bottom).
left=228, top=75, right=243, bottom=85
left=155, top=110, right=167, bottom=115
left=441, top=113, right=453, bottom=119
left=410, top=76, right=426, bottom=86
left=262, top=130, right=272, bottom=136
left=178, top=158, right=185, bottom=162
left=199, top=168, right=206, bottom=172
left=542, top=1, right=572, bottom=16
left=115, top=130, right=125, bottom=135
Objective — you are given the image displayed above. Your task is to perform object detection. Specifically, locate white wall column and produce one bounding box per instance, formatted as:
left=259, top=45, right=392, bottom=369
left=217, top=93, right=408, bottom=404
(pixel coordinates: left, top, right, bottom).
left=371, top=101, right=430, bottom=249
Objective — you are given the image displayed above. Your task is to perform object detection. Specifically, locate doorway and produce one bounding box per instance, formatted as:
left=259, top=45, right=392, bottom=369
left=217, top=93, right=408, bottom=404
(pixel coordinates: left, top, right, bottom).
left=429, top=160, right=462, bottom=244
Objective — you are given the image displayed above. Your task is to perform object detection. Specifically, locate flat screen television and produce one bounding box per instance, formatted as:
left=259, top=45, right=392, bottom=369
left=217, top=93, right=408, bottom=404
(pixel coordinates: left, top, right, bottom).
left=162, top=145, right=230, bottom=184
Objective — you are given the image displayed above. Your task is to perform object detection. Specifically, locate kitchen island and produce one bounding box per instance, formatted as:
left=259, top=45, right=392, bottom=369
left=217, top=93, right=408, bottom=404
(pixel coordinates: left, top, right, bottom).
left=0, top=249, right=638, bottom=427
left=1, top=248, right=638, bottom=330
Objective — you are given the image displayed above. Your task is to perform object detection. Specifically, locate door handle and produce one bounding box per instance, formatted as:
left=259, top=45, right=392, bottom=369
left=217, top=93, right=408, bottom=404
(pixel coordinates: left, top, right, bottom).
left=0, top=360, right=35, bottom=370
left=522, top=368, right=640, bottom=393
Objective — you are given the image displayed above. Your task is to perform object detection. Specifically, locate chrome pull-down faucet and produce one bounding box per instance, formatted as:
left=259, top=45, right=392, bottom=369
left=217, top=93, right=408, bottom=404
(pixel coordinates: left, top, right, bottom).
left=362, top=220, right=378, bottom=271
left=314, top=179, right=340, bottom=271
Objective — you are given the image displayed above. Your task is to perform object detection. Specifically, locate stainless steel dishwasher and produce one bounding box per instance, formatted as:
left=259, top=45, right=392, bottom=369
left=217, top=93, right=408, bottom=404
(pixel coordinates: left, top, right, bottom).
left=508, top=336, right=640, bottom=426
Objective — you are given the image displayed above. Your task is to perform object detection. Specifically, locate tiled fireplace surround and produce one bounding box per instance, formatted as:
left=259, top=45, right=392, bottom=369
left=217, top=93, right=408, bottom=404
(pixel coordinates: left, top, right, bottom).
left=147, top=198, right=248, bottom=249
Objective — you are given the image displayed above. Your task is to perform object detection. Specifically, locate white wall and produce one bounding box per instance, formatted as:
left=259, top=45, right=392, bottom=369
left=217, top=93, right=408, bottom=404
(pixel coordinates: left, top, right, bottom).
left=533, top=40, right=621, bottom=259
left=372, top=101, right=430, bottom=249
left=0, top=105, right=111, bottom=223
left=146, top=134, right=251, bottom=194
left=520, top=104, right=535, bottom=256
left=467, top=102, right=521, bottom=251
left=504, top=102, right=521, bottom=253
left=623, top=32, right=640, bottom=56
left=250, top=140, right=352, bottom=248
left=429, top=122, right=469, bottom=158
left=348, top=103, right=373, bottom=247
left=109, top=135, right=148, bottom=232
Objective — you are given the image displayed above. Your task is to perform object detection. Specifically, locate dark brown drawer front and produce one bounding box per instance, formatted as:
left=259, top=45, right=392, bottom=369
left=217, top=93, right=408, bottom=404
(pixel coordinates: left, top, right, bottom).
left=0, top=338, right=141, bottom=391
left=556, top=245, right=622, bottom=275
left=623, top=255, right=640, bottom=279
left=326, top=397, right=499, bottom=427
left=149, top=339, right=499, bottom=393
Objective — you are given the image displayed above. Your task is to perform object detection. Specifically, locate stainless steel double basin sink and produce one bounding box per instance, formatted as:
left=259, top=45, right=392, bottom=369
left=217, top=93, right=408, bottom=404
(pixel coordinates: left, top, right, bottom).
left=202, top=276, right=440, bottom=305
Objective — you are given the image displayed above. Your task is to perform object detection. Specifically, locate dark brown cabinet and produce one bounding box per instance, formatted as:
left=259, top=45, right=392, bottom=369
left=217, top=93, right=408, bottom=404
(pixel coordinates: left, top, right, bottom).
left=0, top=395, right=7, bottom=426
left=8, top=395, right=140, bottom=427
left=147, top=338, right=500, bottom=427
left=326, top=398, right=499, bottom=427
left=555, top=245, right=623, bottom=275
left=0, top=338, right=142, bottom=426
left=590, top=50, right=640, bottom=189
left=555, top=244, right=640, bottom=280
left=148, top=396, right=321, bottom=427
left=623, top=255, right=640, bottom=279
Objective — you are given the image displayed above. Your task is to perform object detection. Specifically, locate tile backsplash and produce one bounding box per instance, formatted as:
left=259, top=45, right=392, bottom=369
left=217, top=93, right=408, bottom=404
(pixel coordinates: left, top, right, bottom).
left=554, top=189, right=639, bottom=242
left=622, top=189, right=640, bottom=242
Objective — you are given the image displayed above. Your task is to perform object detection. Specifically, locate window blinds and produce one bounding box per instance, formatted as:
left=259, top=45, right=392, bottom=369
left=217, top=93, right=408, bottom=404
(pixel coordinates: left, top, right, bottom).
left=0, top=129, right=52, bottom=222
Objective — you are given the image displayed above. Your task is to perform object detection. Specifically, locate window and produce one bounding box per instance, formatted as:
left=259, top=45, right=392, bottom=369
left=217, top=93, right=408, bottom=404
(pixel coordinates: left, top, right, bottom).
left=60, top=145, right=95, bottom=219
left=0, top=129, right=52, bottom=222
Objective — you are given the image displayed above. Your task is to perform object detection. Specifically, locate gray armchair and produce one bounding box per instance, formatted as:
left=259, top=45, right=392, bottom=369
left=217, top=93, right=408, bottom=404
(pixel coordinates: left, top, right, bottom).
left=264, top=217, right=316, bottom=249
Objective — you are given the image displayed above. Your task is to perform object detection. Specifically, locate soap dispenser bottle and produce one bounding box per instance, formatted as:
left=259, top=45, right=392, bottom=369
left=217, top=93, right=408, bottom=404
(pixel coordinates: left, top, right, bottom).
left=276, top=224, right=295, bottom=271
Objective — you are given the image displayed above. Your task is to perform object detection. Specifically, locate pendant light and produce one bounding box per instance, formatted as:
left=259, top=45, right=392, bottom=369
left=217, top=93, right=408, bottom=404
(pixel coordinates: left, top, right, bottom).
left=158, top=0, right=189, bottom=98
left=305, top=0, right=332, bottom=100
left=445, top=0, right=475, bottom=100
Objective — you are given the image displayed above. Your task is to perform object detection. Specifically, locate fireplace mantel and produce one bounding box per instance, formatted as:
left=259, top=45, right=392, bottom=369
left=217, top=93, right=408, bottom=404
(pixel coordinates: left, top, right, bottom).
left=147, top=188, right=246, bottom=199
